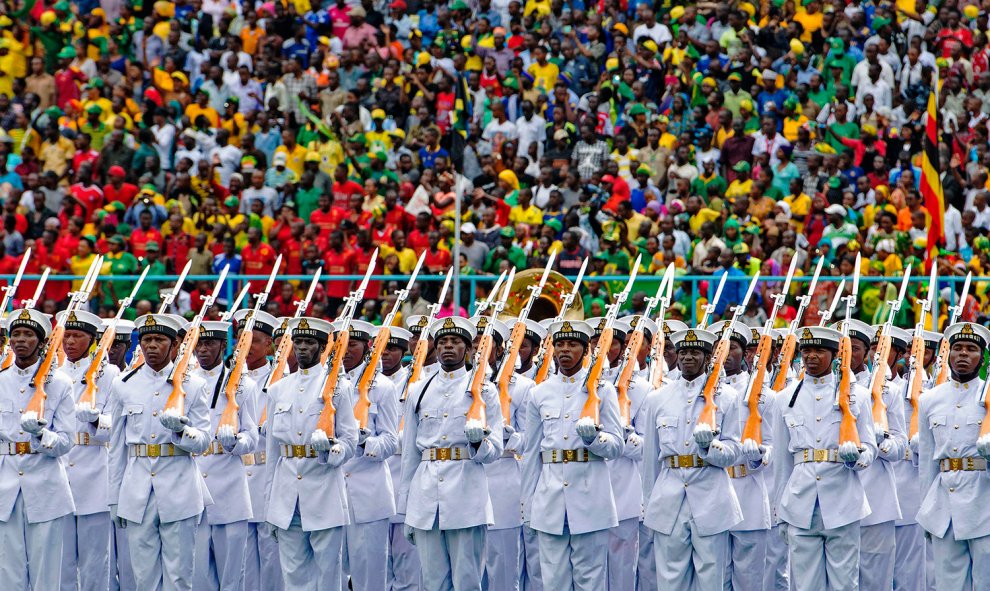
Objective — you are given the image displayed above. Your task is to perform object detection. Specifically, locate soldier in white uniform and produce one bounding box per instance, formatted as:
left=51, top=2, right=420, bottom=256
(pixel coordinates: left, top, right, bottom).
left=107, top=313, right=213, bottom=591
left=264, top=316, right=358, bottom=591
left=378, top=326, right=421, bottom=591
left=469, top=316, right=532, bottom=591
left=641, top=327, right=744, bottom=591
left=190, top=319, right=260, bottom=591
left=103, top=319, right=134, bottom=371
left=337, top=320, right=400, bottom=591
left=710, top=321, right=773, bottom=591
left=0, top=309, right=76, bottom=591
left=859, top=325, right=909, bottom=591
left=918, top=322, right=990, bottom=590
left=772, top=326, right=878, bottom=591
left=515, top=318, right=543, bottom=382
left=399, top=316, right=504, bottom=591
left=233, top=310, right=283, bottom=591
left=57, top=310, right=117, bottom=591
left=521, top=319, right=623, bottom=591
left=893, top=329, right=940, bottom=591
left=763, top=328, right=789, bottom=591
left=405, top=315, right=439, bottom=378
left=831, top=320, right=874, bottom=389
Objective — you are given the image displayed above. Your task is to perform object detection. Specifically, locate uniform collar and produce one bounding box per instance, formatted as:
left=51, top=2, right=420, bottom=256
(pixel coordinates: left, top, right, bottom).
left=65, top=357, right=87, bottom=371
left=806, top=372, right=835, bottom=386
left=557, top=367, right=587, bottom=384
left=13, top=359, right=40, bottom=376
left=199, top=363, right=223, bottom=377
left=681, top=373, right=706, bottom=389
left=438, top=365, right=468, bottom=380
left=246, top=361, right=271, bottom=379
left=298, top=364, right=321, bottom=376
left=952, top=376, right=981, bottom=390
left=346, top=361, right=367, bottom=381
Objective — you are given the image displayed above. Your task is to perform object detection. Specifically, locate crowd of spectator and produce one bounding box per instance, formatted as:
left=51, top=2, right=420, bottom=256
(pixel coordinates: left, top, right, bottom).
left=0, top=0, right=985, bottom=329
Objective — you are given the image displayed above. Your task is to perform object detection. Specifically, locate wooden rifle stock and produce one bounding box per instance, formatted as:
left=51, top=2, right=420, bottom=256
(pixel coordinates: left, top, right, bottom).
left=772, top=333, right=797, bottom=392
left=164, top=328, right=203, bottom=416
left=837, top=335, right=861, bottom=446
left=869, top=330, right=892, bottom=433
left=356, top=327, right=390, bottom=429
left=906, top=332, right=926, bottom=439
left=580, top=327, right=613, bottom=424
left=78, top=327, right=117, bottom=407
left=0, top=346, right=12, bottom=371
left=497, top=322, right=528, bottom=422
left=742, top=334, right=772, bottom=444
left=617, top=330, right=645, bottom=425
left=316, top=331, right=349, bottom=437
left=698, top=338, right=728, bottom=430
left=648, top=330, right=665, bottom=390
left=534, top=333, right=553, bottom=384
left=218, top=324, right=254, bottom=431
left=934, top=339, right=950, bottom=386
left=467, top=333, right=493, bottom=424
left=25, top=324, right=65, bottom=418
left=401, top=337, right=429, bottom=402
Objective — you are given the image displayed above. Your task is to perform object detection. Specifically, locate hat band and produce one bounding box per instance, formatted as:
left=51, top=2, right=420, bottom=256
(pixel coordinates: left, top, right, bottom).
left=524, top=330, right=543, bottom=343
left=138, top=325, right=177, bottom=339
left=434, top=327, right=472, bottom=342
left=113, top=334, right=131, bottom=343
left=552, top=331, right=589, bottom=345
left=850, top=331, right=872, bottom=346
left=9, top=319, right=46, bottom=337
left=240, top=323, right=275, bottom=337
left=799, top=338, right=839, bottom=351
left=950, top=334, right=987, bottom=347
left=675, top=341, right=713, bottom=353
left=200, top=330, right=228, bottom=340
left=387, top=337, right=409, bottom=348
left=64, top=321, right=99, bottom=335
left=293, top=328, right=329, bottom=341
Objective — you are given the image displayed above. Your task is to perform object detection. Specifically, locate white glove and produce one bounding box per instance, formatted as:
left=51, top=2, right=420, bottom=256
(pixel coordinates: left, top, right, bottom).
left=693, top=424, right=715, bottom=449
left=217, top=425, right=238, bottom=450
left=875, top=426, right=887, bottom=446
left=160, top=412, right=190, bottom=433
left=503, top=423, right=516, bottom=441
left=358, top=428, right=371, bottom=445
left=39, top=429, right=58, bottom=449
left=404, top=524, right=416, bottom=545
left=110, top=505, right=126, bottom=529
left=878, top=439, right=893, bottom=456
left=20, top=412, right=46, bottom=436
left=626, top=432, right=643, bottom=448
left=575, top=418, right=599, bottom=443
left=838, top=441, right=861, bottom=463
left=310, top=429, right=331, bottom=452
left=326, top=442, right=347, bottom=467
left=465, top=424, right=486, bottom=444
left=75, top=403, right=100, bottom=424
left=909, top=434, right=919, bottom=455
left=742, top=438, right=765, bottom=462
left=779, top=523, right=789, bottom=545
left=977, top=436, right=990, bottom=461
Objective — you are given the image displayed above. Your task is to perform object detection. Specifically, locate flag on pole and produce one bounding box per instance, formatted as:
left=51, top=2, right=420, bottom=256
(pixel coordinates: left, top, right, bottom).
left=921, top=88, right=945, bottom=255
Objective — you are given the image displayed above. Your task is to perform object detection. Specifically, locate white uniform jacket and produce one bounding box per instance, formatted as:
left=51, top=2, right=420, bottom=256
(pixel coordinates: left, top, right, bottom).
left=485, top=373, right=533, bottom=530
left=860, top=372, right=906, bottom=526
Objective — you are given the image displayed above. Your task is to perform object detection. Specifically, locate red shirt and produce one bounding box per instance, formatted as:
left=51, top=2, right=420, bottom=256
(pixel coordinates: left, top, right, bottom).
left=163, top=232, right=193, bottom=273
left=71, top=150, right=99, bottom=176
left=331, top=180, right=364, bottom=209
left=29, top=242, right=70, bottom=304
left=369, top=226, right=393, bottom=249
left=241, top=242, right=277, bottom=294
left=130, top=227, right=163, bottom=258
left=384, top=205, right=414, bottom=234
left=56, top=232, right=81, bottom=259
left=0, top=255, right=19, bottom=275
left=54, top=68, right=86, bottom=109
left=69, top=183, right=104, bottom=218
left=103, top=182, right=139, bottom=207
left=310, top=208, right=343, bottom=237
left=407, top=229, right=430, bottom=255
left=282, top=236, right=303, bottom=275
left=352, top=247, right=382, bottom=299
left=323, top=247, right=355, bottom=298
left=423, top=247, right=452, bottom=274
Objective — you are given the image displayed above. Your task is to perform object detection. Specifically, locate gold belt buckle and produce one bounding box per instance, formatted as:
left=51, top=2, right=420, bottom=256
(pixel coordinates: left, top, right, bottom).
left=14, top=442, right=30, bottom=454
left=78, top=433, right=90, bottom=445
left=949, top=458, right=963, bottom=471
left=563, top=449, right=578, bottom=463
left=291, top=444, right=306, bottom=458
left=676, top=454, right=693, bottom=467
left=258, top=452, right=266, bottom=464
left=435, top=448, right=451, bottom=461
left=813, top=449, right=828, bottom=462
left=147, top=444, right=161, bottom=458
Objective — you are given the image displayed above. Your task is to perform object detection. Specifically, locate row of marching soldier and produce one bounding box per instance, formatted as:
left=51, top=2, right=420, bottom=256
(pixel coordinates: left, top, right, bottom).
left=1, top=244, right=989, bottom=591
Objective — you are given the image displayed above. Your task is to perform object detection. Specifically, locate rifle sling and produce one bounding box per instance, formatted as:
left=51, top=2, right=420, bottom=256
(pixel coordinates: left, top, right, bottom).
left=787, top=380, right=805, bottom=408
left=414, top=372, right=441, bottom=415
left=211, top=366, right=228, bottom=409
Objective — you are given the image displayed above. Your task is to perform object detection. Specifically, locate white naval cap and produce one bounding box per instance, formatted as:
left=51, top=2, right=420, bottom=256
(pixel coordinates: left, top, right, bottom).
left=625, top=315, right=658, bottom=339
left=522, top=318, right=547, bottom=344
left=429, top=316, right=476, bottom=344
left=944, top=322, right=990, bottom=349
left=548, top=320, right=594, bottom=345
left=405, top=315, right=431, bottom=336
left=662, top=319, right=688, bottom=336
left=332, top=319, right=375, bottom=341
left=798, top=326, right=842, bottom=352
left=289, top=317, right=334, bottom=341
left=135, top=314, right=183, bottom=339
left=233, top=309, right=279, bottom=336
left=57, top=309, right=102, bottom=336
left=708, top=320, right=750, bottom=348
left=830, top=319, right=874, bottom=347
left=587, top=317, right=632, bottom=341
left=472, top=315, right=510, bottom=346
left=375, top=325, right=411, bottom=349
left=6, top=308, right=52, bottom=339
left=873, top=325, right=911, bottom=351
left=670, top=328, right=717, bottom=353
left=101, top=318, right=135, bottom=343
left=198, top=321, right=231, bottom=340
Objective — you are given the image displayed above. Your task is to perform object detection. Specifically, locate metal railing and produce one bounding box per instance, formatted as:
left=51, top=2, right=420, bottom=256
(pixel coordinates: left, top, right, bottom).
left=0, top=273, right=967, bottom=326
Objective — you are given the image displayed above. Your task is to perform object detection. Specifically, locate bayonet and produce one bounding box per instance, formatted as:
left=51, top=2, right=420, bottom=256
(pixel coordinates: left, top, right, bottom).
left=699, top=271, right=727, bottom=329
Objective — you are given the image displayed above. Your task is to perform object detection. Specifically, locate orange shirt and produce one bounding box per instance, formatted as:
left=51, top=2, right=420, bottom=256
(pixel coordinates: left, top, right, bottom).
left=240, top=25, right=265, bottom=55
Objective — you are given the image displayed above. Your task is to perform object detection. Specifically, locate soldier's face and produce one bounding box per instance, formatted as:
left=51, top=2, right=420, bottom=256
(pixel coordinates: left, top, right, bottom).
left=140, top=334, right=175, bottom=370
left=436, top=335, right=467, bottom=370
left=62, top=329, right=92, bottom=363
left=194, top=338, right=225, bottom=370
left=553, top=338, right=586, bottom=373
left=663, top=341, right=676, bottom=369
left=109, top=340, right=129, bottom=366
left=923, top=346, right=936, bottom=368
left=744, top=345, right=757, bottom=371
left=801, top=346, right=834, bottom=377
left=246, top=331, right=272, bottom=366
left=949, top=342, right=983, bottom=376
left=724, top=341, right=744, bottom=374
left=518, top=338, right=534, bottom=366
left=8, top=327, right=40, bottom=362
left=382, top=344, right=405, bottom=373
left=293, top=336, right=323, bottom=369
left=850, top=339, right=868, bottom=370
left=343, top=338, right=367, bottom=371
left=676, top=348, right=708, bottom=379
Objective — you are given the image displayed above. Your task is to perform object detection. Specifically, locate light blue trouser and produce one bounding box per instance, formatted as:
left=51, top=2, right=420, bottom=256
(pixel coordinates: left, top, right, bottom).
left=636, top=521, right=657, bottom=591
left=653, top=508, right=729, bottom=591
left=388, top=521, right=421, bottom=591
left=484, top=527, right=522, bottom=591
left=538, top=524, right=608, bottom=591
left=414, top=525, right=486, bottom=591
left=520, top=525, right=542, bottom=591
left=607, top=518, right=638, bottom=591
left=344, top=519, right=390, bottom=591
left=893, top=524, right=924, bottom=591
left=244, top=522, right=283, bottom=591
left=930, top=523, right=990, bottom=591
left=61, top=512, right=111, bottom=591
left=787, top=504, right=860, bottom=591
left=125, top=490, right=197, bottom=591
left=763, top=525, right=788, bottom=591
left=725, top=529, right=767, bottom=591
left=276, top=509, right=344, bottom=591
left=860, top=521, right=895, bottom=591
left=110, top=516, right=134, bottom=591
left=193, top=519, right=249, bottom=591
left=0, top=492, right=65, bottom=591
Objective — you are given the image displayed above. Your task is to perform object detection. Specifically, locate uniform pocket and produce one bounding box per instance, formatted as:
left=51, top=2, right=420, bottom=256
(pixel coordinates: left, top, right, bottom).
left=656, top=415, right=679, bottom=444
left=541, top=406, right=562, bottom=438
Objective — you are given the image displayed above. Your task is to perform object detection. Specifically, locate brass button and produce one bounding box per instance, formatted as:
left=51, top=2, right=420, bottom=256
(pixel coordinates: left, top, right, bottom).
left=950, top=487, right=956, bottom=492
left=683, top=483, right=688, bottom=488
left=954, top=425, right=959, bottom=430
left=152, top=411, right=158, bottom=417
left=150, top=434, right=157, bottom=439
left=299, top=409, right=303, bottom=413
left=17, top=471, right=23, bottom=476
left=246, top=471, right=252, bottom=476
left=816, top=438, right=822, bottom=443
left=297, top=475, right=302, bottom=480
left=563, top=435, right=569, bottom=440
left=443, top=413, right=448, bottom=418
left=151, top=472, right=156, bottom=477
left=954, top=447, right=959, bottom=452
left=439, top=477, right=444, bottom=482
left=441, top=435, right=447, bottom=441
left=816, top=476, right=821, bottom=481
left=563, top=481, right=569, bottom=487
left=154, top=392, right=159, bottom=397
left=17, top=408, right=22, bottom=413
left=69, top=462, right=74, bottom=467
left=345, top=472, right=350, bottom=477
left=564, top=414, right=570, bottom=419
left=297, top=431, right=303, bottom=436
left=816, top=396, right=822, bottom=401
left=202, top=473, right=207, bottom=478
left=816, top=417, right=821, bottom=422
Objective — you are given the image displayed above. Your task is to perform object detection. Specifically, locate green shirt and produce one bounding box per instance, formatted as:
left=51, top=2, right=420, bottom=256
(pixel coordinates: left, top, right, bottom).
left=827, top=121, right=859, bottom=153
left=104, top=251, right=140, bottom=305
left=296, top=185, right=322, bottom=221
left=135, top=260, right=167, bottom=303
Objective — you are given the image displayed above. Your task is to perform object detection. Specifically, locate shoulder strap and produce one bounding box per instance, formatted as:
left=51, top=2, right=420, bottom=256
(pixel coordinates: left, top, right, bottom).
left=787, top=380, right=805, bottom=409
left=414, top=372, right=441, bottom=415
left=211, top=366, right=228, bottom=409
left=121, top=366, right=141, bottom=382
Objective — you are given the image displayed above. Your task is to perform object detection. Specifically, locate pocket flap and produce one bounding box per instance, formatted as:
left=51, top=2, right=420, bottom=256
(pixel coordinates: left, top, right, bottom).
left=542, top=407, right=562, bottom=420
left=420, top=408, right=440, bottom=420
left=657, top=415, right=679, bottom=429
left=929, top=414, right=946, bottom=428
left=125, top=404, right=143, bottom=415
left=274, top=402, right=293, bottom=414
left=967, top=415, right=983, bottom=426
left=786, top=415, right=805, bottom=428
left=0, top=400, right=12, bottom=413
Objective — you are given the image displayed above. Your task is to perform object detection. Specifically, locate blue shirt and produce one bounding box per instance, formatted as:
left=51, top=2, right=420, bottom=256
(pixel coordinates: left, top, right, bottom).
left=709, top=266, right=748, bottom=316
left=418, top=146, right=449, bottom=170
left=212, top=253, right=243, bottom=304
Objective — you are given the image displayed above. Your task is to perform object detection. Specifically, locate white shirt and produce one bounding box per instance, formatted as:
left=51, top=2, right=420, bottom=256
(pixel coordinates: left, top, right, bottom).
left=152, top=123, right=176, bottom=170
left=633, top=22, right=672, bottom=46
left=515, top=114, right=546, bottom=159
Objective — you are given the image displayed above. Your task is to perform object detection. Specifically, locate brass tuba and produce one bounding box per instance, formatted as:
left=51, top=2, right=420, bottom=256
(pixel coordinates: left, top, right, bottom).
left=500, top=269, right=584, bottom=321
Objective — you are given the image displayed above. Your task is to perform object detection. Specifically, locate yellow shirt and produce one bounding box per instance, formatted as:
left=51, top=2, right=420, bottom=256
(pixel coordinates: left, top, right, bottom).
left=689, top=208, right=721, bottom=235
left=782, top=115, right=809, bottom=143
left=659, top=132, right=677, bottom=150
left=526, top=61, right=559, bottom=94
left=509, top=204, right=544, bottom=226
left=726, top=179, right=753, bottom=202
left=783, top=192, right=812, bottom=231
left=792, top=10, right=823, bottom=42
left=221, top=112, right=249, bottom=147
left=306, top=138, right=345, bottom=176
left=381, top=245, right=419, bottom=273
left=82, top=98, right=114, bottom=121
left=275, top=144, right=308, bottom=177
left=185, top=104, right=220, bottom=128
left=365, top=130, right=393, bottom=154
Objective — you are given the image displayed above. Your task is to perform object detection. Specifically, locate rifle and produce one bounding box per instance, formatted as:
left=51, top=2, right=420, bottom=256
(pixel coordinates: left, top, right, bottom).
left=78, top=265, right=151, bottom=408
left=0, top=251, right=32, bottom=371
left=218, top=256, right=282, bottom=432
left=647, top=264, right=676, bottom=390
left=698, top=270, right=727, bottom=329
left=129, top=260, right=193, bottom=370
left=906, top=263, right=937, bottom=439
left=220, top=283, right=252, bottom=322
left=932, top=272, right=970, bottom=387
left=533, top=257, right=587, bottom=385
left=772, top=257, right=824, bottom=391
left=23, top=256, right=103, bottom=420
left=314, top=249, right=378, bottom=438
left=497, top=253, right=556, bottom=421
left=163, top=265, right=229, bottom=417
left=21, top=268, right=50, bottom=310
left=400, top=268, right=453, bottom=402
left=835, top=253, right=862, bottom=447
left=818, top=279, right=846, bottom=327
left=617, top=264, right=671, bottom=424
left=472, top=270, right=508, bottom=318
left=743, top=258, right=797, bottom=443
left=868, top=267, right=912, bottom=436
left=580, top=255, right=642, bottom=424
left=355, top=251, right=423, bottom=429
left=698, top=272, right=760, bottom=431
left=259, top=269, right=322, bottom=428
left=466, top=274, right=512, bottom=428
